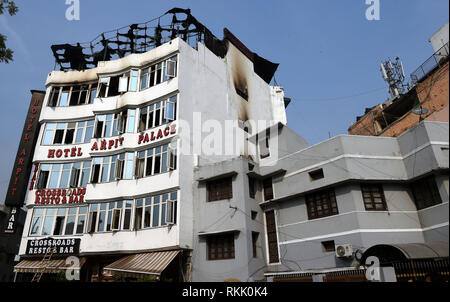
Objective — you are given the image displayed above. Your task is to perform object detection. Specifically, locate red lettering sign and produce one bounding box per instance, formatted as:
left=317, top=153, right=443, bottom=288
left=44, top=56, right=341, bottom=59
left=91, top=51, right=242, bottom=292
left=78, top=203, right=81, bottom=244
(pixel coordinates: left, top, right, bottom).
left=47, top=147, right=83, bottom=159
left=137, top=123, right=176, bottom=145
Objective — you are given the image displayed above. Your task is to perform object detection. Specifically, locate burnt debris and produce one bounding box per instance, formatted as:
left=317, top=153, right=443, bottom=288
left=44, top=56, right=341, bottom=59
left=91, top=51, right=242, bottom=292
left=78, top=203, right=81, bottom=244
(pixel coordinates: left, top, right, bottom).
left=50, top=8, right=278, bottom=84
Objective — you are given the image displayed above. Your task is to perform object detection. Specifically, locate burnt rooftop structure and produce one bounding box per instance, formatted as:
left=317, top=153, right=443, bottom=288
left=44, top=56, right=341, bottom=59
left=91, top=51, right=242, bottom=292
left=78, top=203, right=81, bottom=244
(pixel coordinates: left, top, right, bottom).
left=51, top=7, right=278, bottom=84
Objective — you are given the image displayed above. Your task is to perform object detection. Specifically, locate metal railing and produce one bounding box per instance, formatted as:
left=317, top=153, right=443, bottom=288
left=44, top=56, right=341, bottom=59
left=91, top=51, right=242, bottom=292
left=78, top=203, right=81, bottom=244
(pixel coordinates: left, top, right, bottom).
left=411, top=42, right=449, bottom=84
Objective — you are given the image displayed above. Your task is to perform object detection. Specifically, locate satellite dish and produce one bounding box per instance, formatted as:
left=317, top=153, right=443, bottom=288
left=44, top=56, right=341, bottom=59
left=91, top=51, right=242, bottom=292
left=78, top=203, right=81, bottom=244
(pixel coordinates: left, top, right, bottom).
left=411, top=106, right=429, bottom=115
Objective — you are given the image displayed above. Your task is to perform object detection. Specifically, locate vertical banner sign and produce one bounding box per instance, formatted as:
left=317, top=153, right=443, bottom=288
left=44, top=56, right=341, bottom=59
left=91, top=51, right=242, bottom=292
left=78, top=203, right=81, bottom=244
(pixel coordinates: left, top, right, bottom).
left=4, top=207, right=19, bottom=234
left=4, top=91, right=45, bottom=219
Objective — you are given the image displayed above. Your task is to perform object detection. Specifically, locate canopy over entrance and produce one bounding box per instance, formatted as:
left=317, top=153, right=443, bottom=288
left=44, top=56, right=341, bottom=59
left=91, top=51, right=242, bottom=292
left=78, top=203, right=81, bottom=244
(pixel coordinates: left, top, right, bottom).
left=361, top=242, right=449, bottom=264
left=103, top=250, right=181, bottom=278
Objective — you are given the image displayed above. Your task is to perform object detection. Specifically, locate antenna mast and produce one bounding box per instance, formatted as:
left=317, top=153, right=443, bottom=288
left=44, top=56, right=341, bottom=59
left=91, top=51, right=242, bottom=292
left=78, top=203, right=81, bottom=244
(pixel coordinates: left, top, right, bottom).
left=380, top=57, right=408, bottom=98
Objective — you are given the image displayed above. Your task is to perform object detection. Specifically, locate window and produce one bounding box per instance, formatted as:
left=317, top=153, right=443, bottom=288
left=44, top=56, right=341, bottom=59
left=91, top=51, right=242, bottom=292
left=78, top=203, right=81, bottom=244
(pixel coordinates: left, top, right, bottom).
left=134, top=199, right=143, bottom=230
left=97, top=77, right=109, bottom=98
left=90, top=153, right=133, bottom=184
left=47, top=84, right=97, bottom=107
left=259, top=129, right=270, bottom=159
left=134, top=192, right=177, bottom=230
left=88, top=204, right=98, bottom=233
left=53, top=208, right=66, bottom=235
left=127, top=109, right=136, bottom=133
left=30, top=208, right=44, bottom=235
left=410, top=176, right=442, bottom=210
left=265, top=210, right=279, bottom=263
left=321, top=240, right=335, bottom=252
left=29, top=206, right=88, bottom=236
left=135, top=144, right=173, bottom=179
left=69, top=85, right=90, bottom=106
left=42, top=120, right=94, bottom=145
left=35, top=161, right=91, bottom=189
left=48, top=87, right=60, bottom=107
left=65, top=207, right=76, bottom=235
left=164, top=96, right=177, bottom=121
left=36, top=165, right=50, bottom=189
left=165, top=59, right=177, bottom=79
left=138, top=96, right=177, bottom=132
left=88, top=192, right=177, bottom=233
left=251, top=211, right=258, bottom=220
left=207, top=233, right=235, bottom=260
left=94, top=113, right=120, bottom=138
left=262, top=178, right=273, bottom=201
left=309, top=168, right=324, bottom=181
left=305, top=189, right=339, bottom=220
left=207, top=177, right=233, bottom=202
left=41, top=209, right=56, bottom=235
left=140, top=55, right=177, bottom=90
left=168, top=142, right=177, bottom=171
left=361, top=184, right=387, bottom=211
left=103, top=201, right=123, bottom=231
left=248, top=177, right=256, bottom=199
left=252, top=232, right=259, bottom=258
left=76, top=207, right=87, bottom=234
left=123, top=200, right=132, bottom=230
left=166, top=197, right=176, bottom=225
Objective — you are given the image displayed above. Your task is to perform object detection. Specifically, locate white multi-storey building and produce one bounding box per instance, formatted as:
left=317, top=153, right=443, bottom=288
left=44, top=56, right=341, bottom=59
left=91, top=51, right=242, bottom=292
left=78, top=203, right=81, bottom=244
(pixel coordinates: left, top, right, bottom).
left=14, top=9, right=287, bottom=282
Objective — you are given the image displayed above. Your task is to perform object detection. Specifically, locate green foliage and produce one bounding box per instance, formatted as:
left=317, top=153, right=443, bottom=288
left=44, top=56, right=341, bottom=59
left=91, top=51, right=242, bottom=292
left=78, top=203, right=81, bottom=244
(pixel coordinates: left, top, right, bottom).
left=0, top=0, right=18, bottom=15
left=0, top=0, right=18, bottom=63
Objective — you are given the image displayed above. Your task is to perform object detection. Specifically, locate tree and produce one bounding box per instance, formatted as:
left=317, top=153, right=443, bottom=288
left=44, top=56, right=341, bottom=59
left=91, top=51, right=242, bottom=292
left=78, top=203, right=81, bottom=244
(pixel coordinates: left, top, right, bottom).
left=0, top=0, right=18, bottom=63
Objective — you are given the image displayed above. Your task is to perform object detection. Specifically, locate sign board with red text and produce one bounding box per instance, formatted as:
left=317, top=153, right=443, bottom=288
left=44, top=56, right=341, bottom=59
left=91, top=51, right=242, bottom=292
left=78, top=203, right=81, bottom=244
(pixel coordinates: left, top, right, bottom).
left=5, top=90, right=45, bottom=208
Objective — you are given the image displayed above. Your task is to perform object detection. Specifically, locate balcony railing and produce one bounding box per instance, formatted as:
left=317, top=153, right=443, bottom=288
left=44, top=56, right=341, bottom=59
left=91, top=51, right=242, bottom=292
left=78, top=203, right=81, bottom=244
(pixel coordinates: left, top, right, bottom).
left=411, top=42, right=449, bottom=84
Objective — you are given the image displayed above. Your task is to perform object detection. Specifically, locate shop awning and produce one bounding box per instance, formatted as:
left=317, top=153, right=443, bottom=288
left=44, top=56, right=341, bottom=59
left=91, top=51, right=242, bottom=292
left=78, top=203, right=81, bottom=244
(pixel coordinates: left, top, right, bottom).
left=14, top=257, right=86, bottom=273
left=361, top=242, right=449, bottom=263
left=103, top=250, right=180, bottom=277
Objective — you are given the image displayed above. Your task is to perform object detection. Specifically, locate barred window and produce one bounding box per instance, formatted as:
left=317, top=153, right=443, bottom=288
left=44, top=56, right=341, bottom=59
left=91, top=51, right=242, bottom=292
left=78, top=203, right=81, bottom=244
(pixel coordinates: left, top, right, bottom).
left=263, top=178, right=273, bottom=201
left=411, top=176, right=442, bottom=210
left=265, top=210, right=279, bottom=263
left=248, top=176, right=256, bottom=199
left=361, top=184, right=387, bottom=211
left=207, top=233, right=235, bottom=260
left=207, top=177, right=233, bottom=202
left=305, top=189, right=339, bottom=220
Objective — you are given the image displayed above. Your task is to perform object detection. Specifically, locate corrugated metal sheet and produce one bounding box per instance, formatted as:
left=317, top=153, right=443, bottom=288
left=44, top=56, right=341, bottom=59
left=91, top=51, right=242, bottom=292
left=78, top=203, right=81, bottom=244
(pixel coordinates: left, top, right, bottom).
left=103, top=250, right=180, bottom=276
left=14, top=257, right=86, bottom=273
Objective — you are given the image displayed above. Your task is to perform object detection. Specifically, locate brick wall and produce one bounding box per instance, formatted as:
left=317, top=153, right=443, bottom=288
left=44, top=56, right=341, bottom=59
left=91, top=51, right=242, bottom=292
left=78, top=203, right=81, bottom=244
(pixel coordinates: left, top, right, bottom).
left=348, top=61, right=449, bottom=137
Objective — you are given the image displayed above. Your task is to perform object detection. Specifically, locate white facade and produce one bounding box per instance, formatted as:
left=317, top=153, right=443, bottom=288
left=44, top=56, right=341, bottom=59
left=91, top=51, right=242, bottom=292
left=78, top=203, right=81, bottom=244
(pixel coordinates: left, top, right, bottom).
left=18, top=35, right=287, bottom=281
left=429, top=21, right=449, bottom=53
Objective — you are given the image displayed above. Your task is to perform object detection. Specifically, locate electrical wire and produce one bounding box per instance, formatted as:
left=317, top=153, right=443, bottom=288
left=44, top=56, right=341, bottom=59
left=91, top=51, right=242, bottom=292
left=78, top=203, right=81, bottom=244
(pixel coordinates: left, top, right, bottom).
left=295, top=87, right=386, bottom=102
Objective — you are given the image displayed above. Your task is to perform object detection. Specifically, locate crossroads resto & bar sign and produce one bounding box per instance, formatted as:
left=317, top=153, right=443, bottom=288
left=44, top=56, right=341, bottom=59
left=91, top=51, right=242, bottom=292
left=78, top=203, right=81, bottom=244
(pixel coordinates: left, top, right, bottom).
left=26, top=237, right=81, bottom=255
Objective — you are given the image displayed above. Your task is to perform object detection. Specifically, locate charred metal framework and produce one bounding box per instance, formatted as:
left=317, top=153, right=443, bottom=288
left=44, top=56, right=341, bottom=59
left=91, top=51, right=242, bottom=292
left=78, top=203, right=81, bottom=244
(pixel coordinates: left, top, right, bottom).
left=51, top=8, right=226, bottom=72
left=50, top=8, right=278, bottom=85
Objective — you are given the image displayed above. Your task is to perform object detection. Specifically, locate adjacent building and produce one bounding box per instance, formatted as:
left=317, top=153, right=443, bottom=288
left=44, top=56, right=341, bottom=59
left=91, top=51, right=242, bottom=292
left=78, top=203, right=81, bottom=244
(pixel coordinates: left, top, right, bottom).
left=348, top=21, right=449, bottom=138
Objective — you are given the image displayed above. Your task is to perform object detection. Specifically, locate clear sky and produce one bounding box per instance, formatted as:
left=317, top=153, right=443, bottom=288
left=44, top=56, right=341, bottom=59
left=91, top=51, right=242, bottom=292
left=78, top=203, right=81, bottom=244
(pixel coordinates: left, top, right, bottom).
left=0, top=0, right=448, bottom=203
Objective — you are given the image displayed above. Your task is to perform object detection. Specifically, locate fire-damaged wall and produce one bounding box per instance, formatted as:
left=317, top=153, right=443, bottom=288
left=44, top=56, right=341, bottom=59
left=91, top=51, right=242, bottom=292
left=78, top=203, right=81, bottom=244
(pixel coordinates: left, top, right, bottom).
left=348, top=61, right=449, bottom=137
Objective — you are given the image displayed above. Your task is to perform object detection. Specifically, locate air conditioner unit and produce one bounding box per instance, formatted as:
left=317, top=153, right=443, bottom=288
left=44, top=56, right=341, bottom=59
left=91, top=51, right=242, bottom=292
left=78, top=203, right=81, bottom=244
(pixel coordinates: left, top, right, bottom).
left=335, top=244, right=353, bottom=258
